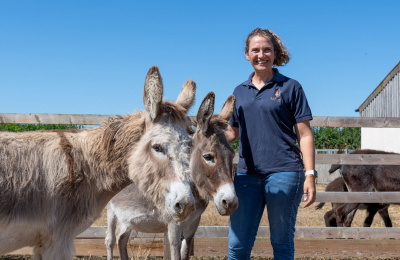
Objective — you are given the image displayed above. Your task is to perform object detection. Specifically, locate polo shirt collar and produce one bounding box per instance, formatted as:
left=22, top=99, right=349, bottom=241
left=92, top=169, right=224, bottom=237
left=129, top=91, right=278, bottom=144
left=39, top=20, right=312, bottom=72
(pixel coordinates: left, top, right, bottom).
left=243, top=68, right=285, bottom=88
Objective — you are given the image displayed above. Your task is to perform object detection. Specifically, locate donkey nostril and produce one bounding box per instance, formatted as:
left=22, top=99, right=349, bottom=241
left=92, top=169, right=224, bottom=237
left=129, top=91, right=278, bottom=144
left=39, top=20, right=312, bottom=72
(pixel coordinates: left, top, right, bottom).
left=175, top=203, right=183, bottom=213
left=222, top=199, right=228, bottom=208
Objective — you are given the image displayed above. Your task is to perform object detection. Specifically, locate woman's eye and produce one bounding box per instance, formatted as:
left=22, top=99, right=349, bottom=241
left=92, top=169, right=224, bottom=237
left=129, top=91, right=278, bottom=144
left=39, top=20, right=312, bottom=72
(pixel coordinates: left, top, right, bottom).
left=152, top=144, right=164, bottom=153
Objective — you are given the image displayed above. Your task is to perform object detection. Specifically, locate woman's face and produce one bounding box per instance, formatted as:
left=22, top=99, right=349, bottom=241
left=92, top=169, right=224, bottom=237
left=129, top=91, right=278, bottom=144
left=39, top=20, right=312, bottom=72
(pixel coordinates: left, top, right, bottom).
left=245, top=35, right=276, bottom=73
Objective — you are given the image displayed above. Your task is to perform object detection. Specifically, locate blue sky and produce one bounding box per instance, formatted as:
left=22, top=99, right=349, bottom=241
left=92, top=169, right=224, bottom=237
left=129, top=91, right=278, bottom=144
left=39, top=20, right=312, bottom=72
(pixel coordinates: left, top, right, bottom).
left=1, top=1, right=400, bottom=118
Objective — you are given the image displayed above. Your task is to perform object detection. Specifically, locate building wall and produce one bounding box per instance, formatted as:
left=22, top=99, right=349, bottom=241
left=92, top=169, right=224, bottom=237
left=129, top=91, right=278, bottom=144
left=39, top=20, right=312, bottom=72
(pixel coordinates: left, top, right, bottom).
left=361, top=128, right=400, bottom=153
left=358, top=62, right=400, bottom=117
left=359, top=62, right=400, bottom=154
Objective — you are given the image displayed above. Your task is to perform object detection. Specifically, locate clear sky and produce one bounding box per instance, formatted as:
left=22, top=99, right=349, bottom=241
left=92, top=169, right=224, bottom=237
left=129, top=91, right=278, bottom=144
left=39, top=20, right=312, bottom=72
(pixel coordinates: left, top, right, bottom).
left=1, top=1, right=400, bottom=118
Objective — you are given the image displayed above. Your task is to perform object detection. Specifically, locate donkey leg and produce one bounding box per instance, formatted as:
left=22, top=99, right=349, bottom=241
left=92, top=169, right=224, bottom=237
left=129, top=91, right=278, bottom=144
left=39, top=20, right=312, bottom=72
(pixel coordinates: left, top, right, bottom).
left=117, top=227, right=132, bottom=260
left=324, top=209, right=337, bottom=227
left=378, top=206, right=392, bottom=227
left=105, top=208, right=118, bottom=260
left=335, top=203, right=360, bottom=227
left=363, top=204, right=380, bottom=227
left=344, top=207, right=357, bottom=227
left=167, top=222, right=182, bottom=260
left=181, top=217, right=201, bottom=260
left=325, top=203, right=343, bottom=227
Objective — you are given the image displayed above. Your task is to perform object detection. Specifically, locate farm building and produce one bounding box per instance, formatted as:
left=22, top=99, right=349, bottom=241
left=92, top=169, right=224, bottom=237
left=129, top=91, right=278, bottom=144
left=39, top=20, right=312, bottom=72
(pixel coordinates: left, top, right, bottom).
left=356, top=60, right=400, bottom=153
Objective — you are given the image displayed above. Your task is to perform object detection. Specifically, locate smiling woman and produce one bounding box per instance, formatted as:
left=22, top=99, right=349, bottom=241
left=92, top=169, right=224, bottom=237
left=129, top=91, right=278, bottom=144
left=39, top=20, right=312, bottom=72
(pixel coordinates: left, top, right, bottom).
left=224, top=27, right=316, bottom=260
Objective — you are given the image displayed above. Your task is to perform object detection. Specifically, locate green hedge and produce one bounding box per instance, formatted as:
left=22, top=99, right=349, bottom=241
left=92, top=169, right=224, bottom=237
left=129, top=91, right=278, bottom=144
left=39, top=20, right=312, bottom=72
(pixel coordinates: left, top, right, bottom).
left=0, top=124, right=83, bottom=132
left=230, top=127, right=361, bottom=152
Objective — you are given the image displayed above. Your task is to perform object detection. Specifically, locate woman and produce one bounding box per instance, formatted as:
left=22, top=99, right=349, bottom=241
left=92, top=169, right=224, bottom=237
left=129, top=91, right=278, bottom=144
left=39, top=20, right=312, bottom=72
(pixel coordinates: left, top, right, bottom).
left=225, top=28, right=316, bottom=260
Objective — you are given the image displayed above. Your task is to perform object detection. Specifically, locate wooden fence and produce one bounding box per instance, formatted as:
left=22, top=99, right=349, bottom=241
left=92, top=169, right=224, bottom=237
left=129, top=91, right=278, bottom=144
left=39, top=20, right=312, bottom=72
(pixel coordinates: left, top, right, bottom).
left=2, top=113, right=400, bottom=258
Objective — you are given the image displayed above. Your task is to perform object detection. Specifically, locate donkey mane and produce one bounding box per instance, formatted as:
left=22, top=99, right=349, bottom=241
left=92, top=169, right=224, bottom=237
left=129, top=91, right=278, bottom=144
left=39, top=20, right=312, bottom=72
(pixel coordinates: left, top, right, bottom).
left=350, top=149, right=397, bottom=155
left=208, top=116, right=230, bottom=134
left=98, top=101, right=190, bottom=175
left=329, top=149, right=398, bottom=174
left=192, top=115, right=229, bottom=136
left=102, top=102, right=189, bottom=156
left=196, top=115, right=233, bottom=151
left=99, top=113, right=146, bottom=172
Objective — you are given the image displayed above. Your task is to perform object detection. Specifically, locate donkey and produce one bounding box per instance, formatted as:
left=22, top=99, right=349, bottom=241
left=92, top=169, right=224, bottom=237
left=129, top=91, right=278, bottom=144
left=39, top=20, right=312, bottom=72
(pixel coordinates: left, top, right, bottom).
left=105, top=92, right=238, bottom=260
left=329, top=149, right=399, bottom=227
left=0, top=66, right=196, bottom=260
left=316, top=177, right=392, bottom=227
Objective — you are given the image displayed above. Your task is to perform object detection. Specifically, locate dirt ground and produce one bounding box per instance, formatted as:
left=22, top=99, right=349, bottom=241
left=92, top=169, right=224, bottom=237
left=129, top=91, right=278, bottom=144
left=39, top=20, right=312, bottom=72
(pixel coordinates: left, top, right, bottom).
left=4, top=184, right=400, bottom=260
left=93, top=184, right=400, bottom=228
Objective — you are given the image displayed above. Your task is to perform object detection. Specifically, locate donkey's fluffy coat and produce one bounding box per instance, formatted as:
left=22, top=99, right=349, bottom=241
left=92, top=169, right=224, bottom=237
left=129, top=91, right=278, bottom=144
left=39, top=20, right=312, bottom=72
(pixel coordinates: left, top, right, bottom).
left=0, top=66, right=196, bottom=260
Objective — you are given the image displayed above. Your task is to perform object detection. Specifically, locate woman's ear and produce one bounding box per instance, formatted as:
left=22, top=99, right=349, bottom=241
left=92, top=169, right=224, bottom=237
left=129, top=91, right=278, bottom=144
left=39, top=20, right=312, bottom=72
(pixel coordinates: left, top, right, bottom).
left=245, top=51, right=250, bottom=61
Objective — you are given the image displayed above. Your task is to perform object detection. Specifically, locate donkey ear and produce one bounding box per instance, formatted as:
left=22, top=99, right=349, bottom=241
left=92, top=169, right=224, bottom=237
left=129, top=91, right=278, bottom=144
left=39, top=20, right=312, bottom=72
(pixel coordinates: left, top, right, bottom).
left=219, top=95, right=235, bottom=121
left=197, top=92, right=215, bottom=134
left=176, top=79, right=196, bottom=112
left=143, top=66, right=163, bottom=120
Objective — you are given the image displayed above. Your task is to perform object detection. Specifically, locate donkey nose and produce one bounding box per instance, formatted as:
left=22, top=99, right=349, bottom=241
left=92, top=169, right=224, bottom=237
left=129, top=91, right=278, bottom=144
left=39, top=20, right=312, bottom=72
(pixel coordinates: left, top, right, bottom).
left=174, top=202, right=183, bottom=214
left=167, top=181, right=195, bottom=221
left=222, top=197, right=238, bottom=213
left=174, top=202, right=194, bottom=214
left=214, top=183, right=238, bottom=216
left=175, top=197, right=195, bottom=221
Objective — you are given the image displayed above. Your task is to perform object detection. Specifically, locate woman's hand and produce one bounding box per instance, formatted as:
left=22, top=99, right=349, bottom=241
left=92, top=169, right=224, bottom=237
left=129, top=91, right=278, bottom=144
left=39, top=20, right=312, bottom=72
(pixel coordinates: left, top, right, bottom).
left=225, top=125, right=240, bottom=144
left=303, top=175, right=316, bottom=208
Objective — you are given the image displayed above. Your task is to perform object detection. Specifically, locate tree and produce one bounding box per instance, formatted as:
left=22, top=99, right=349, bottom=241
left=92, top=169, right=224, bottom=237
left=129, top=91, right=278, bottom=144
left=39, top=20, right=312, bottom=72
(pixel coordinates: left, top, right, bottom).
left=230, top=127, right=361, bottom=152
left=312, top=127, right=360, bottom=150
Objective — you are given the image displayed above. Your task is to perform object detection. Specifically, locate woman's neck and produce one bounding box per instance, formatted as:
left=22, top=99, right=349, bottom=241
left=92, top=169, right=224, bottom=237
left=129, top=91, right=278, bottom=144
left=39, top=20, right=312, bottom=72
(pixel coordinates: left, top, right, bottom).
left=252, top=69, right=275, bottom=90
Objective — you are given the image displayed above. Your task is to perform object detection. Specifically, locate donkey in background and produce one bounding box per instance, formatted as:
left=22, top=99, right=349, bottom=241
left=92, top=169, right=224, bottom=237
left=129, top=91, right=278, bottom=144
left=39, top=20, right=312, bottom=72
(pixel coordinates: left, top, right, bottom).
left=0, top=66, right=196, bottom=260
left=316, top=177, right=392, bottom=227
left=105, top=92, right=238, bottom=260
left=329, top=149, right=399, bottom=227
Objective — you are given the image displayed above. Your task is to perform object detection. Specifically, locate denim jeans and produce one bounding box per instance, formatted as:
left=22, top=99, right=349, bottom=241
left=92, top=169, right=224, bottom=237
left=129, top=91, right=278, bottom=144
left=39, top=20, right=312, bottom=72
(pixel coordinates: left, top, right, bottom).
left=228, top=171, right=305, bottom=260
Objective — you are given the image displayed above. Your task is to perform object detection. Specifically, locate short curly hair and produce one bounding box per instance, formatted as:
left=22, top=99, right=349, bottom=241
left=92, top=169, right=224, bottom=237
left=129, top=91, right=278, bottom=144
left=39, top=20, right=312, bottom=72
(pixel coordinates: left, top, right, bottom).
left=245, top=28, right=290, bottom=66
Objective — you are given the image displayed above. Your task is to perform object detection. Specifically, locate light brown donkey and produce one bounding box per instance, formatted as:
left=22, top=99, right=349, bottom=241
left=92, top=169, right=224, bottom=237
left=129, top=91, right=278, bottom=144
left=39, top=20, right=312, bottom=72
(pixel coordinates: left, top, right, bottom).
left=0, top=66, right=195, bottom=260
left=105, top=92, right=238, bottom=260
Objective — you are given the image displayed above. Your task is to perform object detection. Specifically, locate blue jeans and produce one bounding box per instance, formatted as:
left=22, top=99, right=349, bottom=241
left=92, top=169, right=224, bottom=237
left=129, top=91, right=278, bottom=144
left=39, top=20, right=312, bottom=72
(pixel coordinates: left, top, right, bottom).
left=228, top=171, right=305, bottom=260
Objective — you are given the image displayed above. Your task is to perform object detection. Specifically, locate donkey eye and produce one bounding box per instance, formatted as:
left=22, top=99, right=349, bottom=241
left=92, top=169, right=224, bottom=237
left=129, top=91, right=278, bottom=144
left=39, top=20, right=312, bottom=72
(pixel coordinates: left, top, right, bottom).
left=152, top=144, right=164, bottom=153
left=202, top=153, right=215, bottom=163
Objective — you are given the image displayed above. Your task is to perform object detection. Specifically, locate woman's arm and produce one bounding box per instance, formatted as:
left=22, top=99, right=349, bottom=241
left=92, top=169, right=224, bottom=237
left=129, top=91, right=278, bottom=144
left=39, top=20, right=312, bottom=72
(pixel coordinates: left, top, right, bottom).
left=295, top=120, right=316, bottom=208
left=225, top=124, right=240, bottom=144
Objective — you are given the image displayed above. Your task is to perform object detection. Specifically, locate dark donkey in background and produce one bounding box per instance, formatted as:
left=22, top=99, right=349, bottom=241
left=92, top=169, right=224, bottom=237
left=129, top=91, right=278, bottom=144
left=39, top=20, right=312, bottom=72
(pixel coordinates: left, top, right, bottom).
left=329, top=149, right=399, bottom=227
left=316, top=177, right=392, bottom=227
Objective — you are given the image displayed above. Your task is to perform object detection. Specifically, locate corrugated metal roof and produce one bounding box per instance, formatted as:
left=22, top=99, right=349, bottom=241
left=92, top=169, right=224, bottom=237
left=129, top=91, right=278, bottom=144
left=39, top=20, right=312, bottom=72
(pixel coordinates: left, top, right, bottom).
left=356, top=61, right=400, bottom=113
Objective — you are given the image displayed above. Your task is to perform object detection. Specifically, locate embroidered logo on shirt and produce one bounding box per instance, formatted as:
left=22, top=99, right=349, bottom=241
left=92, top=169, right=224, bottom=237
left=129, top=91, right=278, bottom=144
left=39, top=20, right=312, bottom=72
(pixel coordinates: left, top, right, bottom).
left=270, top=87, right=281, bottom=102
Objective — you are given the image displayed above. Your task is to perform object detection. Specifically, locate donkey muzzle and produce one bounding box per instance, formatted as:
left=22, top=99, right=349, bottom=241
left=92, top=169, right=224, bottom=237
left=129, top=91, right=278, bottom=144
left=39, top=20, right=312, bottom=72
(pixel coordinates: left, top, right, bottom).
left=214, top=182, right=238, bottom=216
left=166, top=181, right=195, bottom=222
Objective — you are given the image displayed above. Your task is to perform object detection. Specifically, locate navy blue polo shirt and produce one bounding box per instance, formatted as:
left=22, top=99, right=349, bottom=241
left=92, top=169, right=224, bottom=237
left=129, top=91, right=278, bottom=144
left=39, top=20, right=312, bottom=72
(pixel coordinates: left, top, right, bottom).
left=229, top=69, right=313, bottom=175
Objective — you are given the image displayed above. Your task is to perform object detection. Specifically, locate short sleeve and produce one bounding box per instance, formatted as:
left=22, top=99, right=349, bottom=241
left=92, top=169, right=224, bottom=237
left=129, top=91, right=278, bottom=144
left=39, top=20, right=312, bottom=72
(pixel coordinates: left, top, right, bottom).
left=291, top=84, right=313, bottom=123
left=229, top=103, right=239, bottom=127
